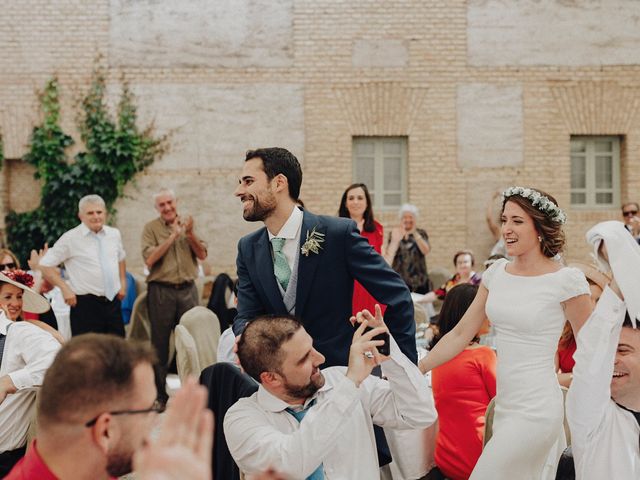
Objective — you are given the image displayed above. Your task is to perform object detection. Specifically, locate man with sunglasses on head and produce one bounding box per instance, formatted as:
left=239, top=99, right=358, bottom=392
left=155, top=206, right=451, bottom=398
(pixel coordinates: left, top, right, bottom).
left=621, top=202, right=640, bottom=245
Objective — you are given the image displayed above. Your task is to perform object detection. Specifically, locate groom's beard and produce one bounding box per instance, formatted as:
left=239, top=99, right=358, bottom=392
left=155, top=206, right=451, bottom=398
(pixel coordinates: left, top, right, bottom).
left=242, top=192, right=277, bottom=222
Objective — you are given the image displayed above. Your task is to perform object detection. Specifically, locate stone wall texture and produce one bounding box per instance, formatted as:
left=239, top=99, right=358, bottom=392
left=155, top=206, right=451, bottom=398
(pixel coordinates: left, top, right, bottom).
left=2, top=0, right=640, bottom=277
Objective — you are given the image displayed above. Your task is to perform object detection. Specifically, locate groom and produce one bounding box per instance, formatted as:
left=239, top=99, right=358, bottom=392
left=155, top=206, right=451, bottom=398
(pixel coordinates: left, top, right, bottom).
left=232, top=147, right=417, bottom=366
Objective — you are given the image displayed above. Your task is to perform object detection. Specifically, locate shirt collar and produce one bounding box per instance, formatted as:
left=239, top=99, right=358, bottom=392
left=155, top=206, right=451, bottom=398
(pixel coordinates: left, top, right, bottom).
left=267, top=206, right=303, bottom=241
left=9, top=440, right=60, bottom=480
left=0, top=310, right=11, bottom=335
left=79, top=223, right=104, bottom=236
left=256, top=374, right=334, bottom=413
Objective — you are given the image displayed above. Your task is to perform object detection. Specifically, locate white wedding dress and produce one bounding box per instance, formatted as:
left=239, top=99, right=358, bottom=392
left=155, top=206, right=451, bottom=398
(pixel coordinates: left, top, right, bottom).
left=471, top=259, right=589, bottom=480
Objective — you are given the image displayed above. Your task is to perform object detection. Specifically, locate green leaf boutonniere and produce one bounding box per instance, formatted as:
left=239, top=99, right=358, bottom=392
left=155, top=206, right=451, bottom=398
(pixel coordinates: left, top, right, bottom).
left=301, top=227, right=325, bottom=256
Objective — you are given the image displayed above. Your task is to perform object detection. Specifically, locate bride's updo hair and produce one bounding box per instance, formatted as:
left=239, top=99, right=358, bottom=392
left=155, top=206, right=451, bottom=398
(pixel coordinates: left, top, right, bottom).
left=501, top=188, right=565, bottom=258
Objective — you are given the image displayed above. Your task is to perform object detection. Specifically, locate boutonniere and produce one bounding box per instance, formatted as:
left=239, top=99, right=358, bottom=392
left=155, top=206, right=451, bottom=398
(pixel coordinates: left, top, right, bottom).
left=301, top=227, right=325, bottom=256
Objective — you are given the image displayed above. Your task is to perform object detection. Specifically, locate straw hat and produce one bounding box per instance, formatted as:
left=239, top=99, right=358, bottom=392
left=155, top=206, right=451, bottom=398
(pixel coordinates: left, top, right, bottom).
left=0, top=271, right=50, bottom=314
left=567, top=261, right=611, bottom=291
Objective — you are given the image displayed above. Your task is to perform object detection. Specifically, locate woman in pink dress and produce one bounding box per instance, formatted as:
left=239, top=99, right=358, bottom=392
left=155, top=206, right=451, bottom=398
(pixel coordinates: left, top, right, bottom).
left=338, top=183, right=386, bottom=315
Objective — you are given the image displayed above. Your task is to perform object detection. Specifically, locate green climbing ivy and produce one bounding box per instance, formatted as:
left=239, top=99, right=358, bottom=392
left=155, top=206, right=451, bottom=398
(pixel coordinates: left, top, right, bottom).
left=6, top=72, right=168, bottom=264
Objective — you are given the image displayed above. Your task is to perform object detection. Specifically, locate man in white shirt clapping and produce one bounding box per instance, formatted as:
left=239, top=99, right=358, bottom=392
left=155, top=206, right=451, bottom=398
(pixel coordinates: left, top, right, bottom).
left=224, top=306, right=437, bottom=479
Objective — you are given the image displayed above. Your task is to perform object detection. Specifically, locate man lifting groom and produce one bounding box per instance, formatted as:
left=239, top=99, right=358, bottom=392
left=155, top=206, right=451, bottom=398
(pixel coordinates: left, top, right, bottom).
left=233, top=147, right=417, bottom=367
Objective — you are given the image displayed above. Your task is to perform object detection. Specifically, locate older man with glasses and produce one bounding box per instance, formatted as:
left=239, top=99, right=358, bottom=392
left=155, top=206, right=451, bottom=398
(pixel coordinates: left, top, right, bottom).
left=621, top=202, right=640, bottom=244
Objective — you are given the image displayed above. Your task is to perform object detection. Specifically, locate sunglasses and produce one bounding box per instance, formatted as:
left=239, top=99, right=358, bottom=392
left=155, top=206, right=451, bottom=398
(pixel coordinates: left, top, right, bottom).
left=85, top=399, right=165, bottom=427
left=0, top=262, right=16, bottom=271
left=623, top=210, right=638, bottom=217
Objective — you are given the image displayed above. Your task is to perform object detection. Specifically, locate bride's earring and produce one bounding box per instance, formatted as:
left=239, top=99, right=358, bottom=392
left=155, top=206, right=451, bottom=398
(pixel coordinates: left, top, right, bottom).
left=538, top=235, right=542, bottom=242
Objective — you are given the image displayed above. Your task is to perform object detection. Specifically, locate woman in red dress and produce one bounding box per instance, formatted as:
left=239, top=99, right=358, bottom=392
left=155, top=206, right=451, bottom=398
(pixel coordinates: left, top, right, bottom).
left=429, top=284, right=497, bottom=480
left=338, top=183, right=386, bottom=315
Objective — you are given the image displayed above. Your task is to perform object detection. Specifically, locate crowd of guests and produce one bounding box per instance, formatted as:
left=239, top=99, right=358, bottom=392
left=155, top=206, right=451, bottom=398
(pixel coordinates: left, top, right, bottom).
left=0, top=146, right=638, bottom=479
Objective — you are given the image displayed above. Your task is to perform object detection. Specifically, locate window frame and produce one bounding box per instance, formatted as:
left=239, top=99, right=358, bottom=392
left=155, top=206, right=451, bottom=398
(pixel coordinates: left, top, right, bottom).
left=352, top=136, right=408, bottom=212
left=569, top=135, right=621, bottom=209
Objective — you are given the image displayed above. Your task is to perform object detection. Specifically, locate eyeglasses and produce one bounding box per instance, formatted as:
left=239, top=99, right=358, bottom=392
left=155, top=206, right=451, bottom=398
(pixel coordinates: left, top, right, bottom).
left=0, top=262, right=16, bottom=271
left=84, top=399, right=165, bottom=427
left=623, top=210, right=638, bottom=217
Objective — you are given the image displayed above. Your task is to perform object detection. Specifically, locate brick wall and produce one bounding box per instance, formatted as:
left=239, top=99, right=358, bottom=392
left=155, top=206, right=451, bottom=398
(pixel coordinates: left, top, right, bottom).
left=2, top=0, right=639, bottom=276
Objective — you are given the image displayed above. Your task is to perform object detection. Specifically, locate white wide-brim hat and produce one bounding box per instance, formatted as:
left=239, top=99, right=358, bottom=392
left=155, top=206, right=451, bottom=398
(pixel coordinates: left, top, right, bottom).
left=0, top=272, right=50, bottom=314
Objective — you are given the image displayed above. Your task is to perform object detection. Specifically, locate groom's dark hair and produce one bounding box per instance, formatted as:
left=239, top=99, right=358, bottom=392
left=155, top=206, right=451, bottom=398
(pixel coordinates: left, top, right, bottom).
left=245, top=147, right=302, bottom=201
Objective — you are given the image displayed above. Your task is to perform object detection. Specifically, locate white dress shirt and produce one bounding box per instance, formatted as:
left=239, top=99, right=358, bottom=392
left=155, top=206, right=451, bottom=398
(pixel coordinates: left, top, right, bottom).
left=40, top=223, right=126, bottom=297
left=217, top=327, right=236, bottom=364
left=567, top=287, right=640, bottom=479
left=0, top=313, right=61, bottom=451
left=224, top=337, right=437, bottom=479
left=267, top=206, right=303, bottom=272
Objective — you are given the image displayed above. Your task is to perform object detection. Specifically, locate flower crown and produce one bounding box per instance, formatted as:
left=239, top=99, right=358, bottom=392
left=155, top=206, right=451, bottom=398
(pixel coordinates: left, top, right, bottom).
left=503, top=186, right=567, bottom=225
left=3, top=269, right=34, bottom=288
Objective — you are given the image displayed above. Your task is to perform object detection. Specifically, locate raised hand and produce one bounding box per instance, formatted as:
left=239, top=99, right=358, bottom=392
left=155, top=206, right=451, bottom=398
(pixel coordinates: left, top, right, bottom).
left=390, top=226, right=403, bottom=246
left=28, top=243, right=49, bottom=270
left=133, top=377, right=214, bottom=480
left=345, top=319, right=389, bottom=387
left=171, top=218, right=184, bottom=237
left=183, top=215, right=194, bottom=234
left=350, top=304, right=386, bottom=329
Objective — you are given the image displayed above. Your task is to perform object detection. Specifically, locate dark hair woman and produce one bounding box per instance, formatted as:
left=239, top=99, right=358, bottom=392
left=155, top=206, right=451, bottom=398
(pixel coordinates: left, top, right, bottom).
left=419, top=186, right=593, bottom=479
left=430, top=283, right=496, bottom=480
left=338, top=183, right=385, bottom=315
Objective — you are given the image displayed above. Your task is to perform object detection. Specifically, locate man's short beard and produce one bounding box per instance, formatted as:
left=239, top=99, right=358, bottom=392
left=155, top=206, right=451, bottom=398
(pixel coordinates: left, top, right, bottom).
left=106, top=449, right=134, bottom=477
left=283, top=372, right=325, bottom=400
left=243, top=195, right=276, bottom=222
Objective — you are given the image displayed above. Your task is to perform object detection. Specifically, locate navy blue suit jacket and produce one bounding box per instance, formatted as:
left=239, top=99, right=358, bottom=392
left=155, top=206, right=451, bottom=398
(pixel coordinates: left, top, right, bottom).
left=233, top=209, right=417, bottom=367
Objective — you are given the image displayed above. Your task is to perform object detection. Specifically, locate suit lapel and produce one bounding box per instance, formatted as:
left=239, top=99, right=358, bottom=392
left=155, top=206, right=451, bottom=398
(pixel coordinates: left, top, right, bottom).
left=253, top=229, right=288, bottom=313
left=295, top=211, right=325, bottom=316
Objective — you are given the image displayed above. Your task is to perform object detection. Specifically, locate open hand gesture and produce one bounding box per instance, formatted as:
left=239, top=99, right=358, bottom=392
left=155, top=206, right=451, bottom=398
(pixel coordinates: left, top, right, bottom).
left=346, top=305, right=390, bottom=386
left=28, top=243, right=48, bottom=270
left=133, top=377, right=213, bottom=480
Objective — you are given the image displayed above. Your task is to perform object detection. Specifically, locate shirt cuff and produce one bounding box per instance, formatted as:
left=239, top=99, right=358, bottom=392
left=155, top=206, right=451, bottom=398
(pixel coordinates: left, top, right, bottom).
left=381, top=336, right=425, bottom=392
left=8, top=369, right=34, bottom=390
left=332, top=374, right=359, bottom=415
left=583, top=286, right=625, bottom=333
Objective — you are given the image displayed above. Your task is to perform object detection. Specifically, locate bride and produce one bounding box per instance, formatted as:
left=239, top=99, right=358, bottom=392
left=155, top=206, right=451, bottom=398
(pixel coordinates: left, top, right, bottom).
left=419, top=187, right=593, bottom=479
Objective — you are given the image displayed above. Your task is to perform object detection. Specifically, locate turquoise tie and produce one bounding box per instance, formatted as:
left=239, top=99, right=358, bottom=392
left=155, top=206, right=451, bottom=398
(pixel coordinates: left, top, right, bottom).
left=285, top=400, right=324, bottom=480
left=271, top=237, right=291, bottom=291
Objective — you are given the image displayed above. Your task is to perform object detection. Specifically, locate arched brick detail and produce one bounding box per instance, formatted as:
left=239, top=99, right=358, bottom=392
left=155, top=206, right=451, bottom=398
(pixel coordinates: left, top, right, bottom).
left=333, top=82, right=427, bottom=136
left=550, top=82, right=640, bottom=134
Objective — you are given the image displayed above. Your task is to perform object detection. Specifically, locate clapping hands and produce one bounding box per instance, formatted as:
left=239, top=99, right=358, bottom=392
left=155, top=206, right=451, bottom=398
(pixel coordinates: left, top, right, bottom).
left=134, top=377, right=213, bottom=480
